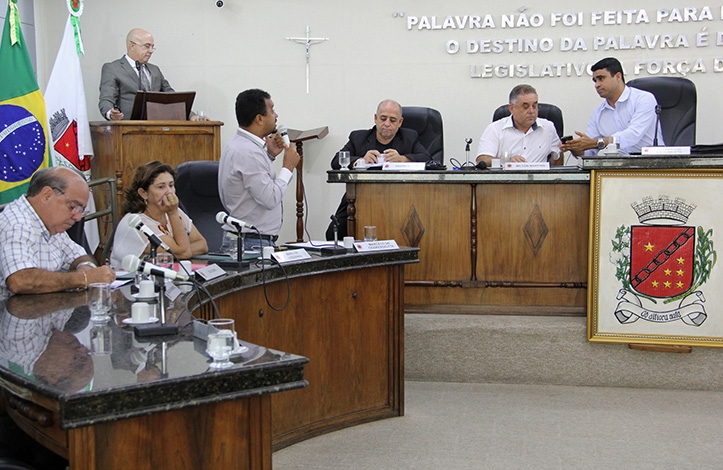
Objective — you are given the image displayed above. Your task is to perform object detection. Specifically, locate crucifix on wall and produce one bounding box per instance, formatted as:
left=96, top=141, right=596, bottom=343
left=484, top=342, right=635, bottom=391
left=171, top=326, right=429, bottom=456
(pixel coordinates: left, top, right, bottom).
left=285, top=26, right=329, bottom=94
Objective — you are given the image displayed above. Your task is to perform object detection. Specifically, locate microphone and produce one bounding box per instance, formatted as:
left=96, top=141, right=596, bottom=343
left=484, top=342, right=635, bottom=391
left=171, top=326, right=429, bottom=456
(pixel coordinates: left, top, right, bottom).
left=127, top=214, right=172, bottom=252
left=277, top=124, right=291, bottom=147
left=465, top=138, right=473, bottom=152
left=216, top=211, right=257, bottom=231
left=475, top=160, right=487, bottom=170
left=122, top=255, right=189, bottom=281
left=653, top=104, right=661, bottom=147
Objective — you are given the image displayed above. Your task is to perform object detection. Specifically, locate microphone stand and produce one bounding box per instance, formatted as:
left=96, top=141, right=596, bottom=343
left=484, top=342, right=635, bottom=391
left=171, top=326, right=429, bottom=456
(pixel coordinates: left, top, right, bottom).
left=216, top=224, right=251, bottom=269
left=654, top=106, right=661, bottom=146
left=321, top=215, right=347, bottom=256
left=133, top=239, right=180, bottom=337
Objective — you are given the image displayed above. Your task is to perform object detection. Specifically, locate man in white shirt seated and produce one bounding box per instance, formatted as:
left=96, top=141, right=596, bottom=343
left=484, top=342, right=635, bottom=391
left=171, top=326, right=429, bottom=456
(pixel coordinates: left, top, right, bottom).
left=476, top=84, right=561, bottom=167
left=0, top=167, right=115, bottom=298
left=560, top=57, right=663, bottom=156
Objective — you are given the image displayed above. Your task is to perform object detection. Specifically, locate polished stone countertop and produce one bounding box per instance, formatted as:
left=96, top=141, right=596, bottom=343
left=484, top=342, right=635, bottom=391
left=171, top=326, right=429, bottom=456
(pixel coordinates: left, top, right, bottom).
left=327, top=168, right=589, bottom=184
left=580, top=154, right=723, bottom=170
left=198, top=247, right=420, bottom=302
left=0, top=286, right=307, bottom=429
left=0, top=248, right=419, bottom=430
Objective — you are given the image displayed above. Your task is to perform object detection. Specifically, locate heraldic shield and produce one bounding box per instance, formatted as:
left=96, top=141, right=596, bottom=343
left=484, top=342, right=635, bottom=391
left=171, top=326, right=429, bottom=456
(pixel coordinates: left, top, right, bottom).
left=630, top=225, right=695, bottom=298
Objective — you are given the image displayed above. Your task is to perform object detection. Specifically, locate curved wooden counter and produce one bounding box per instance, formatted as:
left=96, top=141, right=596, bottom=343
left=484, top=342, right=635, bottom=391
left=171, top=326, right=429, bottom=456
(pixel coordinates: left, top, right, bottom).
left=192, top=248, right=419, bottom=450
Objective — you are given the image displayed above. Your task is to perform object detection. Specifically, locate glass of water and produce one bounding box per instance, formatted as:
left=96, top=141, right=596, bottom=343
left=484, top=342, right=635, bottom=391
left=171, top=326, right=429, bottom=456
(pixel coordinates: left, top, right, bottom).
left=88, top=283, right=111, bottom=322
left=338, top=151, right=351, bottom=170
left=156, top=252, right=173, bottom=270
left=206, top=319, right=236, bottom=369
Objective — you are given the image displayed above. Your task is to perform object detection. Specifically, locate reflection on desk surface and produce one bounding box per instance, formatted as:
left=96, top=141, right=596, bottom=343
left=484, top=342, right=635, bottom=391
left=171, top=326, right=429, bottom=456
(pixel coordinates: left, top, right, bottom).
left=0, top=288, right=297, bottom=397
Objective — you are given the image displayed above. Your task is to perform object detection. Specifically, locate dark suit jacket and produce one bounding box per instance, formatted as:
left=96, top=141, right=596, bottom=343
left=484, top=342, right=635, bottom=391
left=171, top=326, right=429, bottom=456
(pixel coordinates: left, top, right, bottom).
left=330, top=127, right=430, bottom=169
left=326, top=127, right=430, bottom=240
left=98, top=57, right=174, bottom=120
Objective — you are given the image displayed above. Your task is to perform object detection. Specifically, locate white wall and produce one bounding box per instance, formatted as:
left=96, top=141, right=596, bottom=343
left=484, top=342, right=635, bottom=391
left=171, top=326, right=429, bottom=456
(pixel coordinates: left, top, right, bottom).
left=32, top=0, right=723, bottom=243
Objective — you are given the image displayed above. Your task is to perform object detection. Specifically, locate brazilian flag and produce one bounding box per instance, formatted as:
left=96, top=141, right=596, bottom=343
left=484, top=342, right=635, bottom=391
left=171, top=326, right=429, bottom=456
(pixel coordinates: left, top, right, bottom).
left=0, top=0, right=50, bottom=204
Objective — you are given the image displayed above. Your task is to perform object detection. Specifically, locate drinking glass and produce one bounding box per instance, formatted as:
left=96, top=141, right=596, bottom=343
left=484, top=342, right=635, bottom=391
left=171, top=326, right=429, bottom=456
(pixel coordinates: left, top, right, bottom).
left=88, top=283, right=111, bottom=322
left=156, top=253, right=173, bottom=269
left=90, top=324, right=113, bottom=355
left=338, top=151, right=351, bottom=170
left=222, top=231, right=239, bottom=258
left=206, top=319, right=236, bottom=369
left=364, top=225, right=377, bottom=242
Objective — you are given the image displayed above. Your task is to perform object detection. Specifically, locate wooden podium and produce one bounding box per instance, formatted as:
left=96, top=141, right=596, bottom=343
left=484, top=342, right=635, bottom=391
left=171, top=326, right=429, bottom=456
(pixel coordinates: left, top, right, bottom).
left=288, top=126, right=328, bottom=241
left=89, top=120, right=223, bottom=258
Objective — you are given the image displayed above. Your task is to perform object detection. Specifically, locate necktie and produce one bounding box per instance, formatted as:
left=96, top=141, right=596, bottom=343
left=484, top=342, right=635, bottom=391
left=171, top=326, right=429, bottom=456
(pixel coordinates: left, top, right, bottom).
left=135, top=61, right=151, bottom=91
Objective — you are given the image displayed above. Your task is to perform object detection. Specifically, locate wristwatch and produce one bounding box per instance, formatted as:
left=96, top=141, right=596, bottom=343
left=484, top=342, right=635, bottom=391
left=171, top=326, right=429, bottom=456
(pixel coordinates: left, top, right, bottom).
left=597, top=138, right=606, bottom=150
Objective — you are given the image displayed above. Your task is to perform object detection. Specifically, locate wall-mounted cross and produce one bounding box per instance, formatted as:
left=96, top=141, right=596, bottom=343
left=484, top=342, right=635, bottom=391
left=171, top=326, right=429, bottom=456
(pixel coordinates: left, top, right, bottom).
left=285, top=26, right=329, bottom=94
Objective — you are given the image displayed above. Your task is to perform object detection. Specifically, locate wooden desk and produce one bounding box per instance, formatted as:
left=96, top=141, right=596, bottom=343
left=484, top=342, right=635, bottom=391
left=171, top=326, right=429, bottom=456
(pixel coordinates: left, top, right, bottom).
left=328, top=170, right=590, bottom=315
left=0, top=249, right=418, bottom=467
left=192, top=248, right=419, bottom=450
left=0, top=288, right=306, bottom=470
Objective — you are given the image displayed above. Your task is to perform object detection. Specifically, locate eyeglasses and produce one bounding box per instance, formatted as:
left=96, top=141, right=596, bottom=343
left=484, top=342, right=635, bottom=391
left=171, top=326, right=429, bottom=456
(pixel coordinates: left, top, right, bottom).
left=51, top=187, right=90, bottom=217
left=130, top=41, right=156, bottom=51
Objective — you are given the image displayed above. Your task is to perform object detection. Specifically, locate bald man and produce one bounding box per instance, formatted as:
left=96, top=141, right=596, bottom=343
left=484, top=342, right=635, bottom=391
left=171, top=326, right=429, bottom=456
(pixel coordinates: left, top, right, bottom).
left=0, top=168, right=115, bottom=298
left=327, top=100, right=430, bottom=239
left=98, top=28, right=203, bottom=121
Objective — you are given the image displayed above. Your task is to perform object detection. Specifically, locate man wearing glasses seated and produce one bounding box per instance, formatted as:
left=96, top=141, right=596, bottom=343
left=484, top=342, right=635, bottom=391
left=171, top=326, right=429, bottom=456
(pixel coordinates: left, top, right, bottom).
left=98, top=28, right=205, bottom=121
left=476, top=84, right=561, bottom=167
left=0, top=168, right=115, bottom=298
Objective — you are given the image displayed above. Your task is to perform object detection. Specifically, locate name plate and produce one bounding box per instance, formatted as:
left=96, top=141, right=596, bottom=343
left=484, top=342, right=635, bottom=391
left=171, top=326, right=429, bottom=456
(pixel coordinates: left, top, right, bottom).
left=195, top=264, right=227, bottom=281
left=382, top=162, right=426, bottom=171
left=353, top=239, right=400, bottom=252
left=503, top=162, right=550, bottom=170
left=274, top=248, right=311, bottom=263
left=165, top=280, right=182, bottom=301
left=642, top=146, right=691, bottom=155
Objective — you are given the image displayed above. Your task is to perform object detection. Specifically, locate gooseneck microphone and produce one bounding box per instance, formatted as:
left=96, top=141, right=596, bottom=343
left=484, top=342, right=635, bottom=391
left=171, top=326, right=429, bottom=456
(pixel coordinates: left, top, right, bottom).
left=277, top=124, right=291, bottom=147
left=127, top=214, right=172, bottom=252
left=653, top=104, right=661, bottom=147
left=122, top=255, right=189, bottom=281
left=216, top=211, right=257, bottom=231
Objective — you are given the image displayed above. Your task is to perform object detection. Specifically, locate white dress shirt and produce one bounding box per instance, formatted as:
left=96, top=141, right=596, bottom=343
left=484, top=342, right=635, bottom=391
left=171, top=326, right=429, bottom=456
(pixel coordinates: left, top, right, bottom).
left=218, top=128, right=293, bottom=236
left=585, top=85, right=664, bottom=156
left=477, top=116, right=560, bottom=162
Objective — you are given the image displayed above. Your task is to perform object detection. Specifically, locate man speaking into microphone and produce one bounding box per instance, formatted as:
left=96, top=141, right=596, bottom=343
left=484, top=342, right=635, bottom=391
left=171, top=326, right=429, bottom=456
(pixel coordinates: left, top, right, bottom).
left=218, top=89, right=301, bottom=251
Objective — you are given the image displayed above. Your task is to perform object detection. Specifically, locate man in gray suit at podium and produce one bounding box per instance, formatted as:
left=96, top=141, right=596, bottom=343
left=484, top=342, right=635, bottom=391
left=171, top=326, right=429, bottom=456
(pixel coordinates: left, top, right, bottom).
left=98, top=28, right=203, bottom=121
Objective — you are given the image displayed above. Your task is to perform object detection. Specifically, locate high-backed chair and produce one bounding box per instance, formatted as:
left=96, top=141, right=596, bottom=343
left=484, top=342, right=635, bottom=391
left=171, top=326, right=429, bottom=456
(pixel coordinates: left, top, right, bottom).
left=627, top=77, right=696, bottom=146
left=175, top=161, right=225, bottom=252
left=492, top=103, right=564, bottom=138
left=61, top=177, right=118, bottom=264
left=401, top=106, right=444, bottom=163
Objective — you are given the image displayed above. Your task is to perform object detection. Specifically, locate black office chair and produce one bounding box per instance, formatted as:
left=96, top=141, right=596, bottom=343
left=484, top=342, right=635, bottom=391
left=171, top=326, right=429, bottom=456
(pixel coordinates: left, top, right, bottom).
left=175, top=161, right=225, bottom=252
left=492, top=103, right=564, bottom=138
left=401, top=106, right=444, bottom=163
left=627, top=77, right=696, bottom=146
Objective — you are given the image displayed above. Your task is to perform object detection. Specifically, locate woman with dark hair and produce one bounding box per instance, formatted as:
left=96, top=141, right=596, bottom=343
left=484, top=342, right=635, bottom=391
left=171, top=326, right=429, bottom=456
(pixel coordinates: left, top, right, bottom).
left=110, top=161, right=207, bottom=268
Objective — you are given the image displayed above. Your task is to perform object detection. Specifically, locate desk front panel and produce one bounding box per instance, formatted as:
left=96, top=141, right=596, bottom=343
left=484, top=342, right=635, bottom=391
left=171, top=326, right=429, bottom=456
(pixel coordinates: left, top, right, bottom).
left=353, top=181, right=588, bottom=312
left=212, top=264, right=405, bottom=449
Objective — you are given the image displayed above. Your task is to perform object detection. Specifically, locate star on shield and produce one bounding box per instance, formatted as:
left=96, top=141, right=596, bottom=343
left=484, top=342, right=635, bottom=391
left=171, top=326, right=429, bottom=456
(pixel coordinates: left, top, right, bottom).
left=629, top=225, right=695, bottom=298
